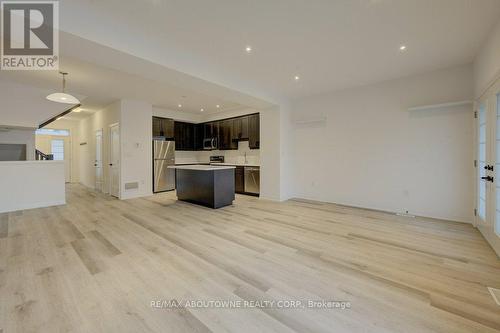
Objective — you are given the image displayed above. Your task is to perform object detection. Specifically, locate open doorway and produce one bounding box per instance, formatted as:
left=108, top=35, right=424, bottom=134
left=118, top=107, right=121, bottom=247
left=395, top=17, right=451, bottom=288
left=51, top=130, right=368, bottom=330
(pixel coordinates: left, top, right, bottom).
left=35, top=128, right=72, bottom=183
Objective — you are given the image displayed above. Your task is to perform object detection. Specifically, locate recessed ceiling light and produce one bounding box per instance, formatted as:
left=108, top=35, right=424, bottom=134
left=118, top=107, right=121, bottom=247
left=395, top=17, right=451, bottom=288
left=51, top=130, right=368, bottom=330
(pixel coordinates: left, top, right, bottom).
left=57, top=117, right=62, bottom=120
left=245, top=46, right=252, bottom=53
left=74, top=108, right=81, bottom=113
left=399, top=45, right=407, bottom=51
left=200, top=108, right=204, bottom=112
left=294, top=75, right=300, bottom=81
left=216, top=105, right=220, bottom=108
left=178, top=104, right=182, bottom=108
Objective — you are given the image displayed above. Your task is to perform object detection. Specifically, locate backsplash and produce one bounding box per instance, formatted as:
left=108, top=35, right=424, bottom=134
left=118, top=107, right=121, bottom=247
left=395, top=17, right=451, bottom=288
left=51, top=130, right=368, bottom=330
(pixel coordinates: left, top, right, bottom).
left=175, top=141, right=260, bottom=165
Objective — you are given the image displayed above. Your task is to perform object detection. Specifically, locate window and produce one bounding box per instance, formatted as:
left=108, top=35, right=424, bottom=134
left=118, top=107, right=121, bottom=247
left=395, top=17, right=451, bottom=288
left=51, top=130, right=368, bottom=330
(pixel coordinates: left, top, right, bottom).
left=36, top=128, right=69, bottom=136
left=51, top=140, right=64, bottom=161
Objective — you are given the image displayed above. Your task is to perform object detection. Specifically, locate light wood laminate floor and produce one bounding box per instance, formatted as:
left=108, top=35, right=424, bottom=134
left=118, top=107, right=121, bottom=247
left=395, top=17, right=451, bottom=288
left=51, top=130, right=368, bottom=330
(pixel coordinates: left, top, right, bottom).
left=1, top=184, right=499, bottom=332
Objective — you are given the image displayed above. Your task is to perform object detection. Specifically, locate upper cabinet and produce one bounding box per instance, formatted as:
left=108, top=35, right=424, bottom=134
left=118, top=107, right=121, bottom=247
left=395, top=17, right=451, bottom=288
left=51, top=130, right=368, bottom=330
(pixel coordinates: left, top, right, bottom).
left=248, top=114, right=260, bottom=149
left=194, top=124, right=204, bottom=151
left=233, top=116, right=249, bottom=140
left=203, top=121, right=219, bottom=149
left=219, top=119, right=237, bottom=150
left=152, top=117, right=174, bottom=139
left=174, top=121, right=195, bottom=151
left=154, top=113, right=259, bottom=151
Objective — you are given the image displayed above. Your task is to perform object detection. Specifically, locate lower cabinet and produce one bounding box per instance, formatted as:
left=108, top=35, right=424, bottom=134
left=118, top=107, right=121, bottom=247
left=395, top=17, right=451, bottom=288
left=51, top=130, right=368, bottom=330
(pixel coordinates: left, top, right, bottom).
left=235, top=166, right=245, bottom=193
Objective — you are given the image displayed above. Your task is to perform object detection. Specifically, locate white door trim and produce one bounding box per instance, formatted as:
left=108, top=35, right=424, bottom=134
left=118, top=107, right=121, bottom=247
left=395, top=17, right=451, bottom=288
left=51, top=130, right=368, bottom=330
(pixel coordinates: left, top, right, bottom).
left=109, top=123, right=120, bottom=198
left=95, top=129, right=103, bottom=192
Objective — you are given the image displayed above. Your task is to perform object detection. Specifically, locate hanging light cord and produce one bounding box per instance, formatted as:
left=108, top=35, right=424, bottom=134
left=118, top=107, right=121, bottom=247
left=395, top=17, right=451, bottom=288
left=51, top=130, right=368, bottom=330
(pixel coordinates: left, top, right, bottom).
left=60, top=71, right=68, bottom=93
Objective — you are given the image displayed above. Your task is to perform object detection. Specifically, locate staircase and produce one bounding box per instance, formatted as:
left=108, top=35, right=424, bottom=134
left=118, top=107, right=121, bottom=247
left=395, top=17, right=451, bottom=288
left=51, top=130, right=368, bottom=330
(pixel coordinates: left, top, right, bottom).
left=35, top=149, right=54, bottom=160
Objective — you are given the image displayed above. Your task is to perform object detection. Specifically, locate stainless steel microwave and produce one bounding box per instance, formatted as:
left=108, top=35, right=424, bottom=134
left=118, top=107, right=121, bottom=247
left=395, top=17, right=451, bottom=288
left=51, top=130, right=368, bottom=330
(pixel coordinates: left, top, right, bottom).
left=203, top=138, right=217, bottom=150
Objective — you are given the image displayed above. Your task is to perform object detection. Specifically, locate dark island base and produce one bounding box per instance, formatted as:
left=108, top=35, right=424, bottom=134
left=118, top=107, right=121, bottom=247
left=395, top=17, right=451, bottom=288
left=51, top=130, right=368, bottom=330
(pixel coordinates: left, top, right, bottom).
left=175, top=168, right=235, bottom=209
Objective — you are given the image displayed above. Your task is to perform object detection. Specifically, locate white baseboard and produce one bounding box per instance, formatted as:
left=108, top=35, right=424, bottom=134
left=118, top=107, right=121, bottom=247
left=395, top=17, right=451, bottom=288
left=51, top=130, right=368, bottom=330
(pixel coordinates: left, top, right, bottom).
left=478, top=225, right=500, bottom=258
left=0, top=200, right=66, bottom=214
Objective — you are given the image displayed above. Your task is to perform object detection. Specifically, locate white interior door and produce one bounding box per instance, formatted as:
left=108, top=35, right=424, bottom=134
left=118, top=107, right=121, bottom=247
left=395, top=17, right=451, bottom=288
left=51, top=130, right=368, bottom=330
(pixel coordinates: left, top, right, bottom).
left=95, top=129, right=103, bottom=192
left=493, top=94, right=500, bottom=236
left=476, top=96, right=500, bottom=232
left=476, top=102, right=489, bottom=225
left=109, top=124, right=120, bottom=198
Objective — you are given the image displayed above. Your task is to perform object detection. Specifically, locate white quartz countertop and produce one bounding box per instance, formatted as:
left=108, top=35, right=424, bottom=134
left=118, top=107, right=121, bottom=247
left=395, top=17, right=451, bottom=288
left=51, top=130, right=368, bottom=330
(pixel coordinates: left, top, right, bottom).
left=168, top=165, right=236, bottom=171
left=210, top=162, right=260, bottom=167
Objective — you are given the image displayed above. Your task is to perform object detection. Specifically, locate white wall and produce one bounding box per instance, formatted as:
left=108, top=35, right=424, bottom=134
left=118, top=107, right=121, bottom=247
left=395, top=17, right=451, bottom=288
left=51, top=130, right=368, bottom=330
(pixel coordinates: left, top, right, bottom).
left=78, top=101, right=120, bottom=191
left=259, top=106, right=282, bottom=201
left=474, top=19, right=500, bottom=98
left=290, top=65, right=473, bottom=222
left=120, top=100, right=153, bottom=199
left=202, top=108, right=258, bottom=122
left=0, top=128, right=36, bottom=160
left=153, top=107, right=203, bottom=123
left=0, top=161, right=65, bottom=213
left=280, top=103, right=294, bottom=201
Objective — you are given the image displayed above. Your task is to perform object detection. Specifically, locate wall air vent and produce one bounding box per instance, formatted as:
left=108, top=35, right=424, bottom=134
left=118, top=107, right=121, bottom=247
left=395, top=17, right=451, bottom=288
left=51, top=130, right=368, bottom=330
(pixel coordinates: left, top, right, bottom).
left=124, top=182, right=139, bottom=190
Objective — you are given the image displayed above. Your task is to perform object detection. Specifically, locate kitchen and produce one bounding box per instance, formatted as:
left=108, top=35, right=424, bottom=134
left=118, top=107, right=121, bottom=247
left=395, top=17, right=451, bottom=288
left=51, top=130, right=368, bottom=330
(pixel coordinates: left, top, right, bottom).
left=152, top=112, right=260, bottom=208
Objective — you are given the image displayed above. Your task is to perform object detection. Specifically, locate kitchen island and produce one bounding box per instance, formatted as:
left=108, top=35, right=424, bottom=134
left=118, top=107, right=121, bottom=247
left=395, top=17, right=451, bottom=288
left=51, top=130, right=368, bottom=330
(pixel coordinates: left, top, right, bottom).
left=168, top=165, right=236, bottom=208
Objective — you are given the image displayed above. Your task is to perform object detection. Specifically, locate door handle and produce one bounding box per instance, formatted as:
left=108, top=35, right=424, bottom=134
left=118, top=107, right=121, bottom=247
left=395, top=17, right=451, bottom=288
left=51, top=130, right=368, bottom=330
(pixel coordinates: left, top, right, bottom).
left=481, top=176, right=494, bottom=182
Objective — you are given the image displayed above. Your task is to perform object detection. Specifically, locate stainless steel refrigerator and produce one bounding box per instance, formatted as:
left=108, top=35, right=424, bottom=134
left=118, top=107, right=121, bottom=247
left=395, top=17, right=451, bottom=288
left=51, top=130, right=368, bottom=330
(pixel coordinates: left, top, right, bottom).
left=153, top=140, right=175, bottom=193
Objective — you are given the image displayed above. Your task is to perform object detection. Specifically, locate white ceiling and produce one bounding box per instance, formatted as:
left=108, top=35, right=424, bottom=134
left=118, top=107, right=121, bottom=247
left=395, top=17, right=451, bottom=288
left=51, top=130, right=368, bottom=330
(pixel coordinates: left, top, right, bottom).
left=1, top=0, right=499, bottom=127
left=0, top=29, right=274, bottom=126
left=0, top=80, right=73, bottom=128
left=0, top=55, right=244, bottom=116
left=59, top=0, right=500, bottom=102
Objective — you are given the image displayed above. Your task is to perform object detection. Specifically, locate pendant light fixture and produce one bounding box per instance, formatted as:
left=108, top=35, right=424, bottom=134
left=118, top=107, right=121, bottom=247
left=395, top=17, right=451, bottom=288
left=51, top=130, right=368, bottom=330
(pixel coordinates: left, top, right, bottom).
left=46, top=71, right=80, bottom=104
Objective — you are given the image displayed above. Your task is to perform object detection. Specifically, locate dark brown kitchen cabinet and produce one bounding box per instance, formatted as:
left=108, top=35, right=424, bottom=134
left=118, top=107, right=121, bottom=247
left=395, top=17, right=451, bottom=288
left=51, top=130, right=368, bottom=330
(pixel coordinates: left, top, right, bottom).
left=162, top=114, right=258, bottom=151
left=203, top=121, right=219, bottom=149
left=204, top=122, right=219, bottom=140
left=218, top=119, right=237, bottom=150
left=174, top=121, right=195, bottom=151
left=235, top=166, right=245, bottom=193
left=233, top=116, right=249, bottom=140
left=153, top=117, right=162, bottom=137
left=153, top=117, right=174, bottom=139
left=194, top=124, right=204, bottom=150
left=248, top=114, right=260, bottom=149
